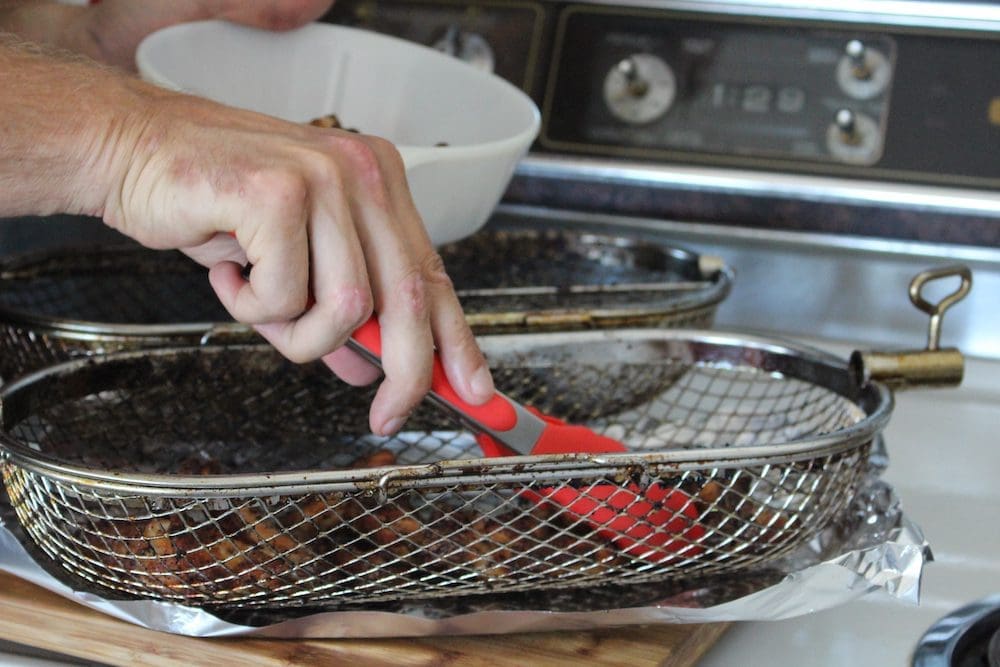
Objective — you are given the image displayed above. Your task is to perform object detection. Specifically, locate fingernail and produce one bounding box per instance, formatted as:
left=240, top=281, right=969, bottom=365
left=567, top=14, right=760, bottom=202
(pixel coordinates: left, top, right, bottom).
left=469, top=365, right=495, bottom=401
left=381, top=415, right=407, bottom=436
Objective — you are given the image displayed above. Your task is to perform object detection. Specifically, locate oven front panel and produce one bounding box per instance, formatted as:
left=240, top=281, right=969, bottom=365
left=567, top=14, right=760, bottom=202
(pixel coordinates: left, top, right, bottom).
left=542, top=8, right=999, bottom=188
left=324, top=1, right=1000, bottom=190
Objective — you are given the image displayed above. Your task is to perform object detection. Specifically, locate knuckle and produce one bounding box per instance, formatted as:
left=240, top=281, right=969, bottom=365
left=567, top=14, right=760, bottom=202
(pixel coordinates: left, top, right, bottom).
left=394, top=269, right=428, bottom=318
left=331, top=135, right=384, bottom=187
left=333, top=285, right=375, bottom=330
left=367, top=136, right=405, bottom=170
left=419, top=251, right=453, bottom=289
left=280, top=344, right=315, bottom=365
left=307, top=151, right=344, bottom=189
left=252, top=167, right=310, bottom=219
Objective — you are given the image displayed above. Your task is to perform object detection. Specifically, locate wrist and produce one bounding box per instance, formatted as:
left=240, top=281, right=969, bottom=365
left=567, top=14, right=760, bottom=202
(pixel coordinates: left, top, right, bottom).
left=66, top=76, right=162, bottom=220
left=0, top=37, right=167, bottom=219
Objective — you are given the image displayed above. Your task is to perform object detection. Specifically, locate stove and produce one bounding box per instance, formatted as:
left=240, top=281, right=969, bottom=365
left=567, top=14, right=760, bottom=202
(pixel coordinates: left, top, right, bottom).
left=326, top=0, right=1000, bottom=663
left=913, top=596, right=1000, bottom=667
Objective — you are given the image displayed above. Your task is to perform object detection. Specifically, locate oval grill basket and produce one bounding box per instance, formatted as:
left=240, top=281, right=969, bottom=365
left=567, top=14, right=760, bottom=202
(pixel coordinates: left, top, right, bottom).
left=0, top=330, right=890, bottom=609
left=0, top=246, right=228, bottom=382
left=0, top=222, right=731, bottom=381
left=436, top=219, right=732, bottom=333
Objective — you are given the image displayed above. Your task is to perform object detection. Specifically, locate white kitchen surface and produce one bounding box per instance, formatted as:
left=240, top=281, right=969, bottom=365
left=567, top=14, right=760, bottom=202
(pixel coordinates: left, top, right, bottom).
left=699, top=347, right=1000, bottom=667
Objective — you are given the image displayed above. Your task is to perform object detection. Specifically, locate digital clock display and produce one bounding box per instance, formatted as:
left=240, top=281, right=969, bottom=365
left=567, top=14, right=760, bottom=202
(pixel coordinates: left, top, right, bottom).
left=708, top=83, right=807, bottom=114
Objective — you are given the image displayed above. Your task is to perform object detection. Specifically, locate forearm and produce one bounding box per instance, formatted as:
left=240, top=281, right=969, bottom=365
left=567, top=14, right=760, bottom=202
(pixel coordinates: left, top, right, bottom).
left=0, top=2, right=90, bottom=54
left=0, top=33, right=149, bottom=218
left=0, top=1, right=337, bottom=71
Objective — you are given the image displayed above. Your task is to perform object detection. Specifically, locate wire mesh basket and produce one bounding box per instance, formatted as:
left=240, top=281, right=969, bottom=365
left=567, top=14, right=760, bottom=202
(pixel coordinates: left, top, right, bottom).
left=436, top=218, right=732, bottom=333
left=0, top=245, right=226, bottom=383
left=0, top=329, right=891, bottom=609
left=0, top=220, right=731, bottom=382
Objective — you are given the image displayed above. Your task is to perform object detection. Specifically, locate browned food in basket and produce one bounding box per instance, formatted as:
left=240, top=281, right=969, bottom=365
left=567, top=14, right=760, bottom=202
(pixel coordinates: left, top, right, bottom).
left=80, top=447, right=632, bottom=601
left=81, top=448, right=801, bottom=603
left=78, top=450, right=388, bottom=599
left=300, top=479, right=624, bottom=584
left=84, top=510, right=311, bottom=598
left=176, top=455, right=223, bottom=476
left=690, top=476, right=791, bottom=552
left=463, top=504, right=624, bottom=579
left=350, top=449, right=398, bottom=468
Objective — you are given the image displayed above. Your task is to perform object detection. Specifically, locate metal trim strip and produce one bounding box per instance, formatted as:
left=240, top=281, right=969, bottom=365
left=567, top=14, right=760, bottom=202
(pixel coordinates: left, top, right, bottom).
left=514, top=155, right=1000, bottom=219
left=554, top=0, right=1000, bottom=32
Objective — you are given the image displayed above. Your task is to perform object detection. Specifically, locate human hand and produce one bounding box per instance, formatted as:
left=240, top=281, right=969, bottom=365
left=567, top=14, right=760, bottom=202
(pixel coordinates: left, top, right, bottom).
left=1, top=29, right=493, bottom=435
left=2, top=0, right=334, bottom=70
left=99, top=89, right=494, bottom=436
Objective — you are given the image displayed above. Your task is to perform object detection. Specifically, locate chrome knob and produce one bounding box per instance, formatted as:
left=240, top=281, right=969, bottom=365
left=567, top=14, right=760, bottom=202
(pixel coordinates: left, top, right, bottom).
left=836, top=39, right=892, bottom=99
left=827, top=109, right=882, bottom=164
left=835, top=108, right=858, bottom=141
left=603, top=54, right=677, bottom=125
left=845, top=40, right=871, bottom=79
left=432, top=25, right=495, bottom=73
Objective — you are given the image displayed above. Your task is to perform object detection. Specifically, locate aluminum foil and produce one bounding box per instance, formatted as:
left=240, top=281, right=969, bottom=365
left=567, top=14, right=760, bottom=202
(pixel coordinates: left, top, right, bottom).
left=0, top=469, right=931, bottom=638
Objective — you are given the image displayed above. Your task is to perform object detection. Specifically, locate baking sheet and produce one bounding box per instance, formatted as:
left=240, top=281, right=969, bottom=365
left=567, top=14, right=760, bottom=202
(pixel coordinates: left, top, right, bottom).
left=0, top=473, right=931, bottom=638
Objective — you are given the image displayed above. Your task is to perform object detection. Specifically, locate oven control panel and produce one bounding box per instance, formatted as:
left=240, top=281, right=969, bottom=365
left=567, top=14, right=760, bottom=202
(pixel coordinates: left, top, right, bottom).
left=323, top=1, right=1000, bottom=189
left=323, top=0, right=549, bottom=97
left=544, top=9, right=895, bottom=167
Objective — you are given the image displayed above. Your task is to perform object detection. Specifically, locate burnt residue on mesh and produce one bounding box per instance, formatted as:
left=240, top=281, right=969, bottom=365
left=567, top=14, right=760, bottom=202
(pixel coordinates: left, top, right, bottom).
left=6, top=348, right=392, bottom=474
left=440, top=228, right=696, bottom=290
left=0, top=245, right=230, bottom=324
left=438, top=227, right=721, bottom=314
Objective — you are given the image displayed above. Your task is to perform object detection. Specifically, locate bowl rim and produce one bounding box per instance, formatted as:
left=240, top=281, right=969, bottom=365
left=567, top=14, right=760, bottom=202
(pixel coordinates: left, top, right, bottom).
left=135, top=20, right=542, bottom=157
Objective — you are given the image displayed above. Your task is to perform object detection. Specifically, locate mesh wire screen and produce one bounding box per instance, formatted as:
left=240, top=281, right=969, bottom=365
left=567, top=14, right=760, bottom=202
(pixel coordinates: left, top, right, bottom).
left=0, top=341, right=879, bottom=609
left=0, top=248, right=228, bottom=323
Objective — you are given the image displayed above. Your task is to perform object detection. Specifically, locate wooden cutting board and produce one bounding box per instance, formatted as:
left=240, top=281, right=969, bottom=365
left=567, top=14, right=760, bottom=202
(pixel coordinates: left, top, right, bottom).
left=0, top=572, right=728, bottom=666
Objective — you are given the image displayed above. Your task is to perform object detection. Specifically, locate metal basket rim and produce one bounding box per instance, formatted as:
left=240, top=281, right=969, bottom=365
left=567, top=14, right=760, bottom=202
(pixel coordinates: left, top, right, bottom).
left=0, top=330, right=894, bottom=497
left=0, top=426, right=885, bottom=498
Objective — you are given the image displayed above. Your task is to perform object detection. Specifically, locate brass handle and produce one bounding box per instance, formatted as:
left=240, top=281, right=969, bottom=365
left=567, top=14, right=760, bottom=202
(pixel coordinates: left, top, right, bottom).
left=908, top=265, right=972, bottom=351
left=851, top=265, right=972, bottom=390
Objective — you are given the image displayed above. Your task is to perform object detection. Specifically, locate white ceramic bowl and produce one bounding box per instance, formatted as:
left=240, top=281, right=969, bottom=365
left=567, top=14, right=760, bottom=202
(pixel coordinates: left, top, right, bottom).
left=136, top=21, right=540, bottom=245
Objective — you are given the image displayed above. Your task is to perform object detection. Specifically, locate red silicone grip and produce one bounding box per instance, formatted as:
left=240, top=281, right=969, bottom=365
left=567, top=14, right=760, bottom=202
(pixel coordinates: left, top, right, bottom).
left=351, top=318, right=517, bottom=432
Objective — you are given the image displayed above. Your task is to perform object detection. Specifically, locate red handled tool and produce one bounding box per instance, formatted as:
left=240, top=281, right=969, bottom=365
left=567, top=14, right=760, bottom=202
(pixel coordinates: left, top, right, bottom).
left=347, top=317, right=705, bottom=562
left=235, top=251, right=704, bottom=561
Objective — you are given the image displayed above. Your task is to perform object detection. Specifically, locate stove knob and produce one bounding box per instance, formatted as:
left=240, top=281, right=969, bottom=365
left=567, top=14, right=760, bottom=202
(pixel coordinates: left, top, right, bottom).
left=835, top=108, right=858, bottom=138
left=826, top=108, right=882, bottom=165
left=603, top=54, right=677, bottom=124
left=836, top=39, right=891, bottom=99
left=432, top=25, right=495, bottom=73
